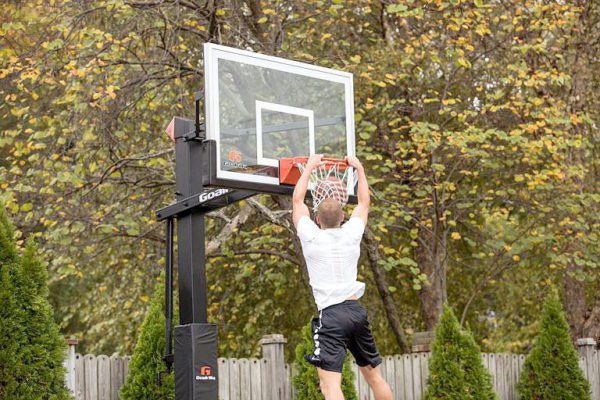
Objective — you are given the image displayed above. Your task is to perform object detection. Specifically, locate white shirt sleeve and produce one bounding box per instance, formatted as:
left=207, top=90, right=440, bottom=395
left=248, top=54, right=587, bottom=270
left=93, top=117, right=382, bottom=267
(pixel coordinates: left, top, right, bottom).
left=342, top=217, right=365, bottom=243
left=296, top=216, right=321, bottom=243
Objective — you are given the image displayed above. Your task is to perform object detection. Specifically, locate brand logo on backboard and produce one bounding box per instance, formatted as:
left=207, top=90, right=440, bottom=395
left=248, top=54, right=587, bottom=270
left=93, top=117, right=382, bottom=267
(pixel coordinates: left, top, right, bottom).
left=229, top=150, right=242, bottom=163
left=195, top=365, right=216, bottom=381
left=224, top=149, right=247, bottom=169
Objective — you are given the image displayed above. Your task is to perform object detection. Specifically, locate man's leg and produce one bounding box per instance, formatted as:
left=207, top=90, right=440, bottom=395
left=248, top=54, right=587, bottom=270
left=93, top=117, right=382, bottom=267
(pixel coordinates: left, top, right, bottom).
left=359, top=365, right=393, bottom=400
left=317, top=368, right=344, bottom=400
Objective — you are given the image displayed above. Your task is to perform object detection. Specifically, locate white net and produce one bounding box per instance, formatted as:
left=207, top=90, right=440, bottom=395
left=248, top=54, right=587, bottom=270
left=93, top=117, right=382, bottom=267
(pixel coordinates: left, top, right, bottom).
left=297, top=160, right=357, bottom=210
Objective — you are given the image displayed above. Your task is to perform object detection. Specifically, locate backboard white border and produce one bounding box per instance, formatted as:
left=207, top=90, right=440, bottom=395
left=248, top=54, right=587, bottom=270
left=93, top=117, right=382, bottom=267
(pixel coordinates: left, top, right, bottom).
left=204, top=43, right=355, bottom=194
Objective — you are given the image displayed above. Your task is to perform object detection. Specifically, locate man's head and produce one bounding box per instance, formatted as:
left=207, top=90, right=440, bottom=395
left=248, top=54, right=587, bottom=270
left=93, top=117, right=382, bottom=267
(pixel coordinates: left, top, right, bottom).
left=315, top=198, right=344, bottom=229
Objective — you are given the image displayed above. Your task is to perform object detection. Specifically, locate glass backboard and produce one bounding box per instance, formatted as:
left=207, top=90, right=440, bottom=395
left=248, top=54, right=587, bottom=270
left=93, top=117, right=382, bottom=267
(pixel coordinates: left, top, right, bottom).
left=204, top=43, right=355, bottom=195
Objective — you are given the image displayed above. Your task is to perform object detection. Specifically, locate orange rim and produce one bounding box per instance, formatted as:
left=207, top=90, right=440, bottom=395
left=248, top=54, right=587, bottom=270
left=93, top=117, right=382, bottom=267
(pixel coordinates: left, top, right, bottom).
left=285, top=156, right=349, bottom=168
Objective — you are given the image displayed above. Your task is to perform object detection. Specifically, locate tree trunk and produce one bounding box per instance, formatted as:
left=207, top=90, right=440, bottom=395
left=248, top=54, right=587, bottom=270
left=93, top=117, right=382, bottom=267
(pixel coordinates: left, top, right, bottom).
left=583, top=293, right=600, bottom=340
left=414, top=224, right=447, bottom=330
left=560, top=0, right=597, bottom=341
left=563, top=261, right=587, bottom=340
left=379, top=2, right=395, bottom=49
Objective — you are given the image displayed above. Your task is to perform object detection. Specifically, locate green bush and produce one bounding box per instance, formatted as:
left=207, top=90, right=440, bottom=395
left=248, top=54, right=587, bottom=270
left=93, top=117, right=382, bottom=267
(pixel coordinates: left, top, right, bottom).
left=293, top=321, right=357, bottom=400
left=120, top=275, right=174, bottom=400
left=424, top=305, right=496, bottom=400
left=0, top=205, right=17, bottom=264
left=0, top=205, right=71, bottom=400
left=0, top=206, right=21, bottom=399
left=517, top=293, right=590, bottom=399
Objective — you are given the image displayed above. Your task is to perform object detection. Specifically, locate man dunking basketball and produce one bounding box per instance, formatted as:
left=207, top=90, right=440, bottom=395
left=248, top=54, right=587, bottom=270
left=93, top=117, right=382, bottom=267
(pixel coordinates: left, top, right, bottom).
left=292, top=154, right=393, bottom=400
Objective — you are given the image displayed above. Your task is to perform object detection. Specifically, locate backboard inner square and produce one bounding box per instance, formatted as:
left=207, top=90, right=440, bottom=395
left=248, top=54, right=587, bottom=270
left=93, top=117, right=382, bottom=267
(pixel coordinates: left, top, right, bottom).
left=256, top=101, right=315, bottom=167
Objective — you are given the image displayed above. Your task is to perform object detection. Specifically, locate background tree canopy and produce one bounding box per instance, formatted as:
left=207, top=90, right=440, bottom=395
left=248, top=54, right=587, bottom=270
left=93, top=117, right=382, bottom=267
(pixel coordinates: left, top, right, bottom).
left=1, top=0, right=598, bottom=358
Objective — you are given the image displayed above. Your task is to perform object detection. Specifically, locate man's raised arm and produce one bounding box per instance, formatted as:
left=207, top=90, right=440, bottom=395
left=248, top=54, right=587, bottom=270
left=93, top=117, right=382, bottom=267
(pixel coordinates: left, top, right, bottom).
left=292, top=154, right=323, bottom=227
left=346, top=156, right=369, bottom=224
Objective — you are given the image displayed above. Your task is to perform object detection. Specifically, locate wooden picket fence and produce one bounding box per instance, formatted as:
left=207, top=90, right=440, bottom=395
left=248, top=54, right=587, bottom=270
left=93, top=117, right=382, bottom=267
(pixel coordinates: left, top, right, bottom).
left=65, top=337, right=600, bottom=400
left=365, top=353, right=523, bottom=400
left=66, top=353, right=131, bottom=400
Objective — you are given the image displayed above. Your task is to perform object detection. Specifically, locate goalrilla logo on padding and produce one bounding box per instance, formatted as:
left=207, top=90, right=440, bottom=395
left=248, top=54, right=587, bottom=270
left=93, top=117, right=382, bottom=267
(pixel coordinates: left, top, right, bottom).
left=195, top=365, right=216, bottom=381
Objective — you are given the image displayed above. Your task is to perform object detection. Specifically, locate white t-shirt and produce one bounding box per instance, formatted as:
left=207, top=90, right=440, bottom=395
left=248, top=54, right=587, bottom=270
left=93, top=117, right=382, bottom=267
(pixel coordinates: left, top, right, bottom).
left=296, top=216, right=366, bottom=310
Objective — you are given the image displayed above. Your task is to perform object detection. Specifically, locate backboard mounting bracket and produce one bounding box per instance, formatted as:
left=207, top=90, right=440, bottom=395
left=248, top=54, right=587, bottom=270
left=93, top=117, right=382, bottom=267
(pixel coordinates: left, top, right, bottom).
left=194, top=90, right=205, bottom=141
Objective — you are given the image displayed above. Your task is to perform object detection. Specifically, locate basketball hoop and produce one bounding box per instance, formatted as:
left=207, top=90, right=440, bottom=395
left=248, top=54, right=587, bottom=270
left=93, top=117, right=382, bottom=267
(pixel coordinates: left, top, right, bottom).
left=279, top=157, right=356, bottom=210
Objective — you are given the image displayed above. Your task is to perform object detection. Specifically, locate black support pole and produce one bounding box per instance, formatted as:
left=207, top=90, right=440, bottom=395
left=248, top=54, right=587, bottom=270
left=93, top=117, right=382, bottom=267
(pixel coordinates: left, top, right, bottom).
left=164, top=217, right=174, bottom=367
left=174, top=117, right=208, bottom=324
left=172, top=117, right=218, bottom=400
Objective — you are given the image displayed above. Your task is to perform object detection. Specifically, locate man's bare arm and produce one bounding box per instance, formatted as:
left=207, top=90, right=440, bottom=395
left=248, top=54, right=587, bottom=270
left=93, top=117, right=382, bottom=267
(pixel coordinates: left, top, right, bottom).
left=292, top=154, right=323, bottom=227
left=346, top=156, right=369, bottom=224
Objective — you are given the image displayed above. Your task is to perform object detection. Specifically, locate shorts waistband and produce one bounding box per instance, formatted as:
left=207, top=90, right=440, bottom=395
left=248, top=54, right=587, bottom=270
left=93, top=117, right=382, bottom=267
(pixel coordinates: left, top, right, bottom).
left=322, top=299, right=360, bottom=311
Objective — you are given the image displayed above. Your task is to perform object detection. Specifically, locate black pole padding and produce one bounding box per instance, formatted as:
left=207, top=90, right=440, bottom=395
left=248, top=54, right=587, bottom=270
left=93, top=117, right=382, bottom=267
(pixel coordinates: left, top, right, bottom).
left=163, top=217, right=175, bottom=372
left=174, top=324, right=218, bottom=399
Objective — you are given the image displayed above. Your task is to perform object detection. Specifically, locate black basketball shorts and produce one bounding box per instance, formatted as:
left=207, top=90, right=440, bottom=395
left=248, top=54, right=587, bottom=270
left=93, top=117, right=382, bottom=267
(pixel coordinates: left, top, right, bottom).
left=304, top=300, right=382, bottom=373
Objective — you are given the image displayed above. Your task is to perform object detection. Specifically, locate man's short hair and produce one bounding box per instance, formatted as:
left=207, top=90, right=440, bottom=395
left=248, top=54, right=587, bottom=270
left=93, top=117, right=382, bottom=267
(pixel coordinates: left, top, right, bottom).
left=317, top=198, right=343, bottom=228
